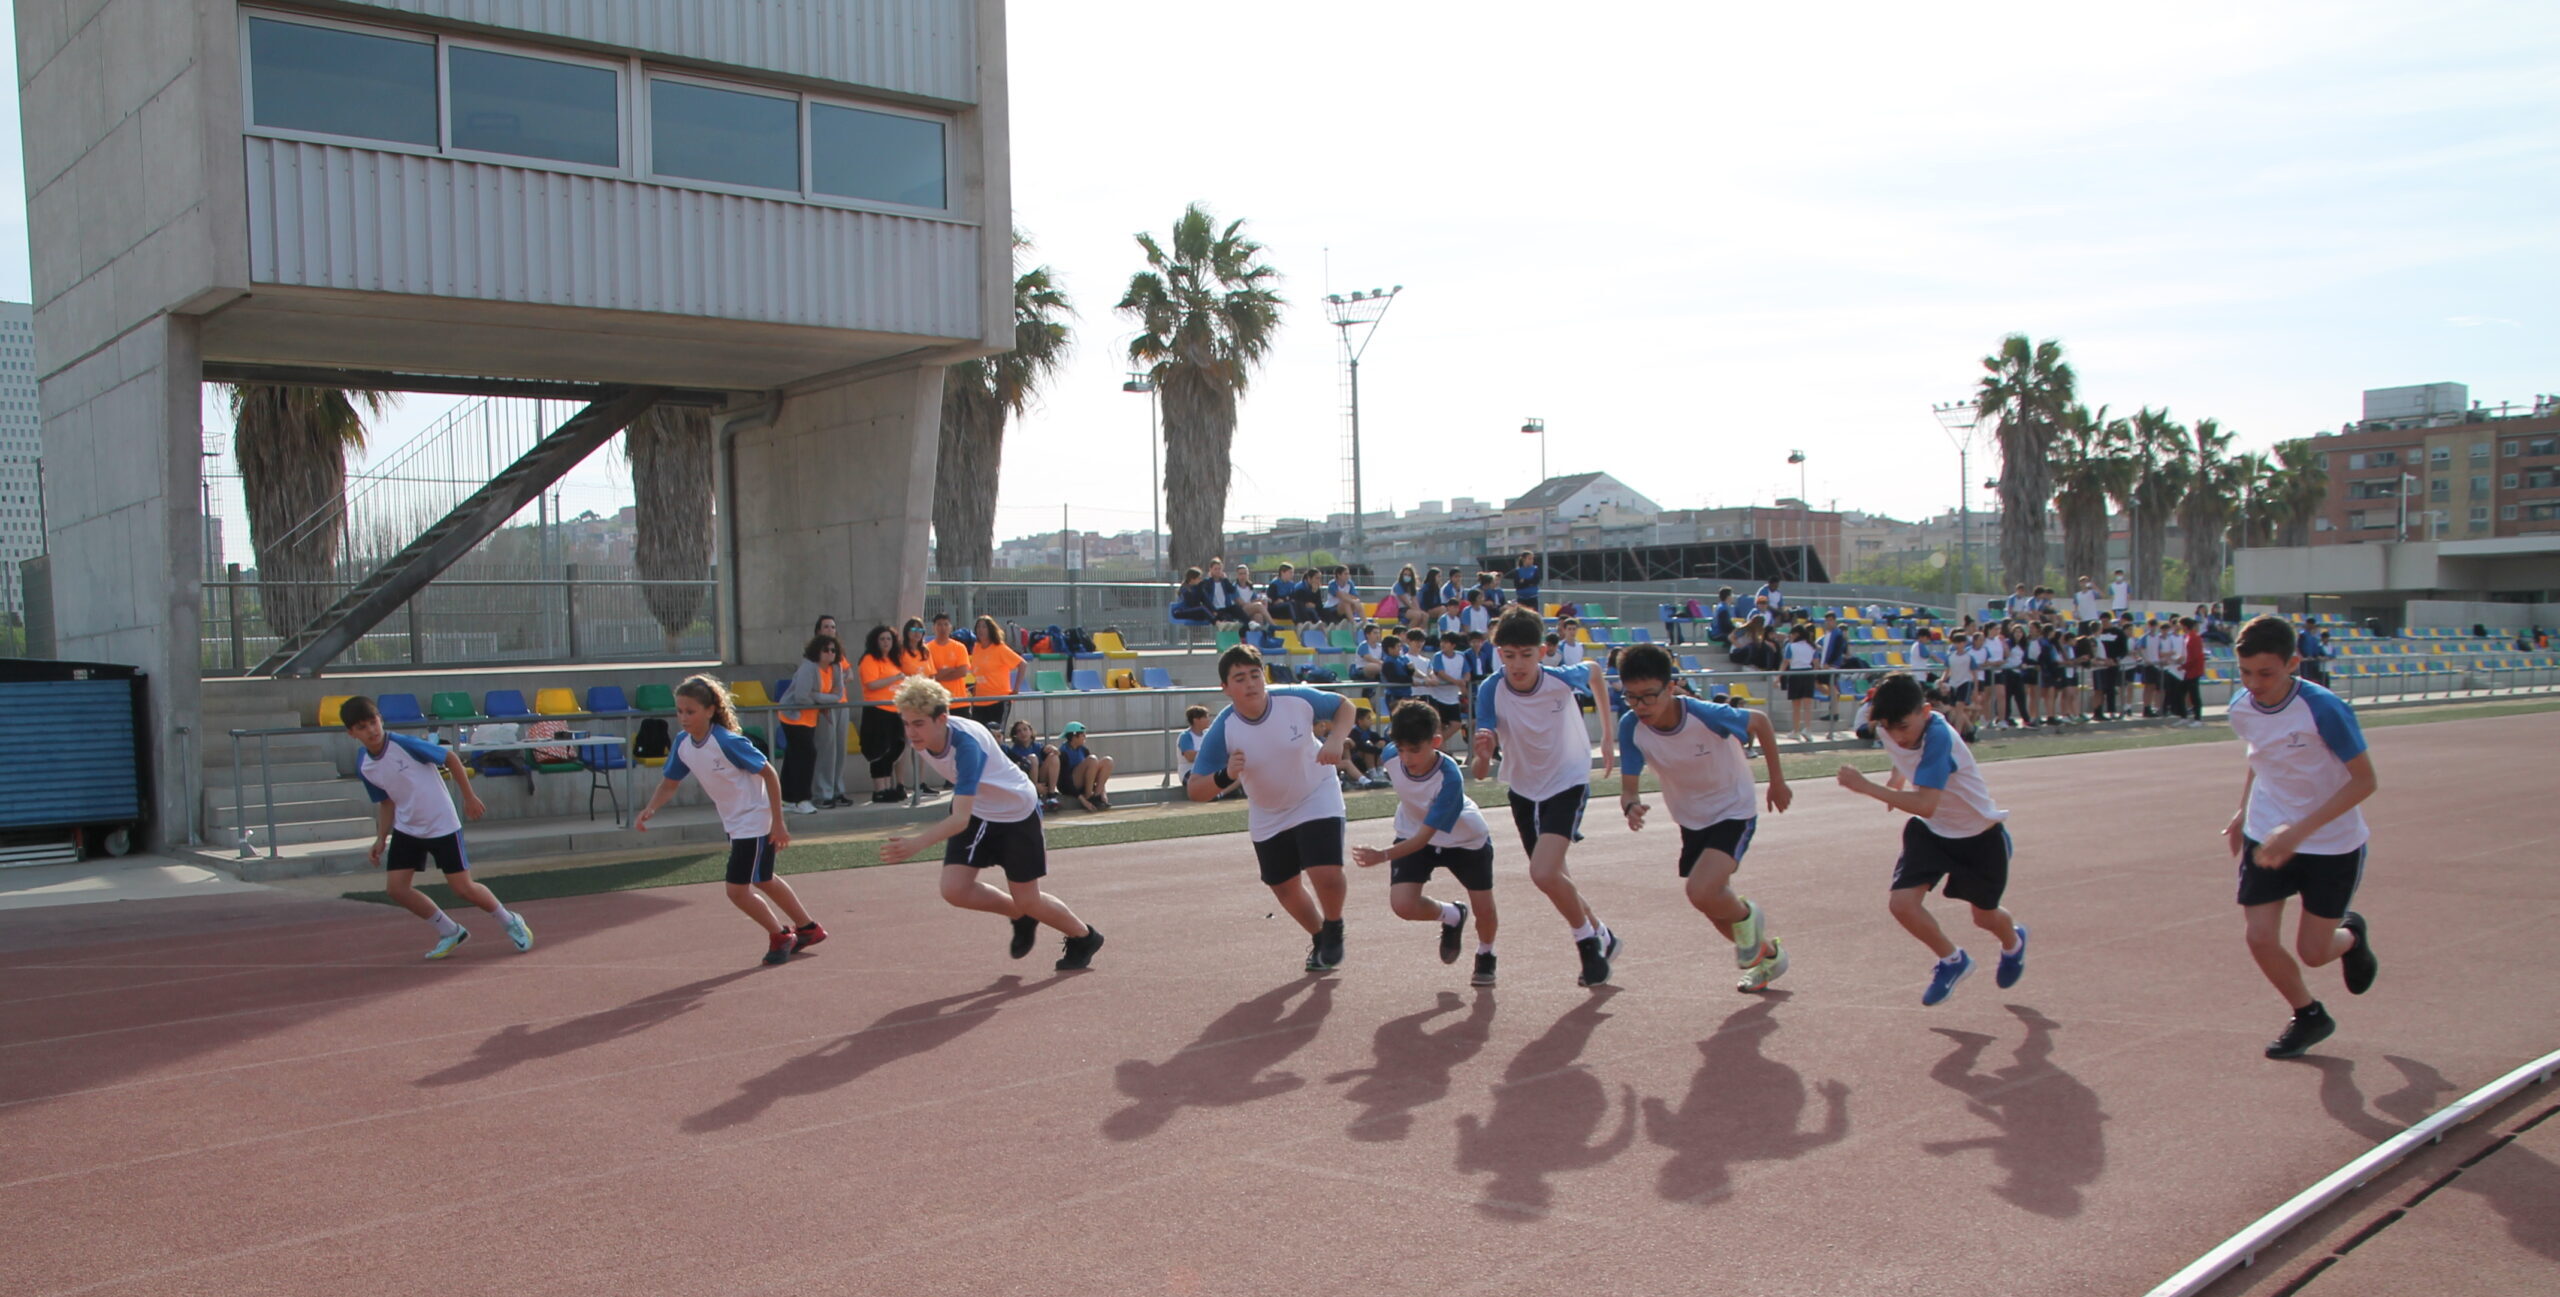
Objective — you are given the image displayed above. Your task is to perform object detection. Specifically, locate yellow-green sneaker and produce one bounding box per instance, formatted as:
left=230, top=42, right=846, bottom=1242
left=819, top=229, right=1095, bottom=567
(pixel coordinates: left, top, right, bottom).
left=424, top=927, right=470, bottom=960
left=1738, top=937, right=1788, bottom=993
left=502, top=912, right=534, bottom=953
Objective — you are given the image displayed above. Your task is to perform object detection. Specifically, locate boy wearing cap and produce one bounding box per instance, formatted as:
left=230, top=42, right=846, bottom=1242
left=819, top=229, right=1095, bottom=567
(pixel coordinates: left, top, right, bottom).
left=1057, top=720, right=1116, bottom=811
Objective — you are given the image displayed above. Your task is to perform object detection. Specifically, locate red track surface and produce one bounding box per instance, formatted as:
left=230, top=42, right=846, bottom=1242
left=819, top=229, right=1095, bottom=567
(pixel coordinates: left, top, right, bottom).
left=4, top=712, right=2555, bottom=1296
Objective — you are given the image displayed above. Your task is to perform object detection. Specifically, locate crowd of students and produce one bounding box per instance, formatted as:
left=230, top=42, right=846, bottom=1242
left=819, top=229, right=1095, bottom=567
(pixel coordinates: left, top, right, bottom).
left=1173, top=552, right=1549, bottom=636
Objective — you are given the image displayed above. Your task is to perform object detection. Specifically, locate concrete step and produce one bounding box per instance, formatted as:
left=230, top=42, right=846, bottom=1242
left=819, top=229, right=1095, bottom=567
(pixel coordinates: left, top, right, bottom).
left=201, top=775, right=365, bottom=805
left=205, top=796, right=374, bottom=831
left=203, top=762, right=341, bottom=788
left=207, top=816, right=381, bottom=849
left=201, top=734, right=336, bottom=766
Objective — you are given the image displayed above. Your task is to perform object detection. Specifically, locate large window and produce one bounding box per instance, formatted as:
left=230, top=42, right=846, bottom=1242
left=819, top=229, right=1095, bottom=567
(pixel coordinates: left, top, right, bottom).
left=649, top=78, right=800, bottom=191
left=812, top=104, right=947, bottom=208
left=450, top=46, right=620, bottom=167
left=247, top=16, right=436, bottom=146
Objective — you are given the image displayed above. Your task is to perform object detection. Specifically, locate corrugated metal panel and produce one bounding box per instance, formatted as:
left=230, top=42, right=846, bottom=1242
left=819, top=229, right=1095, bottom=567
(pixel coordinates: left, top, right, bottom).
left=245, top=138, right=982, bottom=340
left=0, top=681, right=141, bottom=828
left=345, top=0, right=978, bottom=103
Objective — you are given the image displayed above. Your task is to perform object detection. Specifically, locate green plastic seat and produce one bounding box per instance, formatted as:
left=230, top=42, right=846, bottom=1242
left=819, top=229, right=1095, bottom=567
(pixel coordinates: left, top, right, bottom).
left=1034, top=670, right=1069, bottom=693
left=1215, top=627, right=1242, bottom=652
left=634, top=684, right=678, bottom=712
left=430, top=691, right=477, bottom=720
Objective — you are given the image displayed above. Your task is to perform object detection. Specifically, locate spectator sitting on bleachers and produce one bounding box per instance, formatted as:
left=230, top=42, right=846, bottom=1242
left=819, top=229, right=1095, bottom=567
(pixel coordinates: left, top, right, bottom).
left=1708, top=586, right=1737, bottom=645
left=1379, top=633, right=1416, bottom=704
left=1173, top=567, right=1215, bottom=624
left=1178, top=704, right=1243, bottom=800
left=1057, top=720, right=1116, bottom=811
left=1353, top=623, right=1386, bottom=681
left=1001, top=718, right=1062, bottom=811
left=1344, top=709, right=1387, bottom=788
left=1201, top=557, right=1267, bottom=626
left=1323, top=565, right=1360, bottom=624
left=1269, top=563, right=1323, bottom=624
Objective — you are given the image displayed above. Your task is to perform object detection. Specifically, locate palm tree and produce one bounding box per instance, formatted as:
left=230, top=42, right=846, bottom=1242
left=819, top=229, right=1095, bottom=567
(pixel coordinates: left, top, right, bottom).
left=2230, top=451, right=2278, bottom=547
left=2049, top=403, right=2128, bottom=596
left=226, top=384, right=393, bottom=637
left=935, top=235, right=1073, bottom=582
left=1118, top=203, right=1284, bottom=574
left=2264, top=438, right=2331, bottom=546
left=1974, top=335, right=2076, bottom=591
left=625, top=404, right=713, bottom=654
left=2177, top=418, right=2239, bottom=604
left=2118, top=406, right=2193, bottom=601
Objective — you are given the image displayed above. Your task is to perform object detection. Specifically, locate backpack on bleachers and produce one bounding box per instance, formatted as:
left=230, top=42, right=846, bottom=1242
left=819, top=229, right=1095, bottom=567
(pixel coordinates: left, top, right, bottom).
left=634, top=717, right=671, bottom=763
left=1068, top=627, right=1097, bottom=655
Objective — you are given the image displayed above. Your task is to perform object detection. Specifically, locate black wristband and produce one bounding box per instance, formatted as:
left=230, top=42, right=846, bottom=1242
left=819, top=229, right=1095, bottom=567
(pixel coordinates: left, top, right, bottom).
left=1213, top=771, right=1236, bottom=790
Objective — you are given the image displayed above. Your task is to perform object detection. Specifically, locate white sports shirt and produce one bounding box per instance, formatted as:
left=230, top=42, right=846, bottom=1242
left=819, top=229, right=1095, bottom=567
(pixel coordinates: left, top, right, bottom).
left=663, top=727, right=776, bottom=839
left=1384, top=750, right=1492, bottom=852
left=1618, top=698, right=1757, bottom=829
left=1475, top=663, right=1599, bottom=801
left=2226, top=680, right=2369, bottom=855
left=1190, top=686, right=1350, bottom=841
left=357, top=732, right=462, bottom=839
left=915, top=714, right=1038, bottom=825
left=1879, top=712, right=2009, bottom=839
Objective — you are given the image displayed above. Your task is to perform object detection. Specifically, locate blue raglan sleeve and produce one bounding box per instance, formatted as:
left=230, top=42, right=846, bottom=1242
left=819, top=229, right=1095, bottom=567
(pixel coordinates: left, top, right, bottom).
left=1190, top=713, right=1231, bottom=777
left=661, top=741, right=691, bottom=783
left=1474, top=675, right=1500, bottom=732
left=1913, top=719, right=1957, bottom=790
left=1269, top=685, right=1346, bottom=724
left=358, top=767, right=390, bottom=803
left=1424, top=756, right=1467, bottom=833
left=951, top=727, right=987, bottom=796
left=388, top=733, right=447, bottom=765
left=1616, top=710, right=1645, bottom=777
left=714, top=727, right=768, bottom=772
left=1684, top=697, right=1753, bottom=742
left=2303, top=686, right=2367, bottom=763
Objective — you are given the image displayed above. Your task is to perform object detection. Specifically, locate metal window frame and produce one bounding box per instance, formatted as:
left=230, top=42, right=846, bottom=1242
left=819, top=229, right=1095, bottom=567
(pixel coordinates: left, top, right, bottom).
left=439, top=35, right=633, bottom=178
left=804, top=93, right=956, bottom=216
left=238, top=8, right=442, bottom=155
left=642, top=67, right=806, bottom=196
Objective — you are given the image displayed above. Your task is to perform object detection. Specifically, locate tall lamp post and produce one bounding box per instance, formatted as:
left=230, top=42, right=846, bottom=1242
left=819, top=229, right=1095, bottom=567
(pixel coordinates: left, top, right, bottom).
left=1521, top=418, right=1548, bottom=552
left=1786, top=449, right=1810, bottom=583
left=1323, top=285, right=1402, bottom=570
left=1931, top=400, right=1982, bottom=604
left=1121, top=371, right=1161, bottom=577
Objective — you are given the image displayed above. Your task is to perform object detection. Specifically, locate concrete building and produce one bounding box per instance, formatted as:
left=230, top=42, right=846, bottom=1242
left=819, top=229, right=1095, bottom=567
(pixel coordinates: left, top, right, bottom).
left=0, top=302, right=36, bottom=618
left=1654, top=500, right=1842, bottom=577
left=17, top=0, right=1013, bottom=847
left=2302, top=385, right=2560, bottom=545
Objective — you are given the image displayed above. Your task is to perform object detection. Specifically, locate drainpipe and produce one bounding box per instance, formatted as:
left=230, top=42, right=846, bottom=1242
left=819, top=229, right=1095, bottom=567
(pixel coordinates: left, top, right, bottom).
left=715, top=398, right=781, bottom=666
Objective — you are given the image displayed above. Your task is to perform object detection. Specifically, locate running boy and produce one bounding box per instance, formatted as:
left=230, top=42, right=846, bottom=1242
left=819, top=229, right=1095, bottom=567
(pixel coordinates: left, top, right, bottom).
left=1350, top=701, right=1502, bottom=986
left=880, top=679, right=1104, bottom=971
left=1473, top=606, right=1621, bottom=987
left=1834, top=672, right=2027, bottom=1006
left=2224, top=615, right=2379, bottom=1059
left=1612, top=645, right=1793, bottom=992
left=636, top=675, right=825, bottom=966
left=1187, top=645, right=1355, bottom=972
left=345, top=696, right=529, bottom=959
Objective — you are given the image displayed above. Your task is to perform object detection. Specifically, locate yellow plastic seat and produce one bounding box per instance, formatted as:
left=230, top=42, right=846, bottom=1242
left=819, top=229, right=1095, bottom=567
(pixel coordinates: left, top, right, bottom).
left=533, top=688, right=580, bottom=716
left=317, top=695, right=351, bottom=727
left=730, top=680, right=774, bottom=708
left=1106, top=668, right=1138, bottom=690
left=1091, top=631, right=1140, bottom=661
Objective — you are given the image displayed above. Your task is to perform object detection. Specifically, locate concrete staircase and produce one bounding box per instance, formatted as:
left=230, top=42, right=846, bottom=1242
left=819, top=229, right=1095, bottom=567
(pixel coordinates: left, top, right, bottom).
left=199, top=696, right=376, bottom=859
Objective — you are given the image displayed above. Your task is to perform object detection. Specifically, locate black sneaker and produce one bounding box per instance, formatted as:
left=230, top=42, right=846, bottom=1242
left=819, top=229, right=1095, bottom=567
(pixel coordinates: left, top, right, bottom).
left=1575, top=931, right=1616, bottom=987
left=1009, top=915, right=1039, bottom=960
left=1471, top=951, right=1497, bottom=987
left=1317, top=918, right=1345, bottom=970
left=1305, top=934, right=1332, bottom=973
left=2339, top=912, right=2377, bottom=995
left=2265, top=1002, right=2336, bottom=1059
left=1055, top=926, right=1104, bottom=971
left=1440, top=903, right=1468, bottom=965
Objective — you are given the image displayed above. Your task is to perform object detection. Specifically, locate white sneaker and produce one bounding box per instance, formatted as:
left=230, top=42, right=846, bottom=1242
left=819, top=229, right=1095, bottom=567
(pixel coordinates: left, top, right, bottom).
left=788, top=800, right=819, bottom=815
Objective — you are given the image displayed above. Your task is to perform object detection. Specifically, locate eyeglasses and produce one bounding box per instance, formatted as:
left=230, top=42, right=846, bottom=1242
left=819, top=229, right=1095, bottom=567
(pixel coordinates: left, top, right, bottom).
left=1622, top=686, right=1671, bottom=707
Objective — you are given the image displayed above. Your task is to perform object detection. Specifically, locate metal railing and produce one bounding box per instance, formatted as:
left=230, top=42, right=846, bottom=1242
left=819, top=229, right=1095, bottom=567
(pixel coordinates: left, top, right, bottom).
left=203, top=569, right=715, bottom=675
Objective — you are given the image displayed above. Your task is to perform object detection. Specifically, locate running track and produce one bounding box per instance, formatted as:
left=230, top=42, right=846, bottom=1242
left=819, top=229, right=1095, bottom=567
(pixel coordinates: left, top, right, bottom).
left=4, top=712, right=2555, bottom=1296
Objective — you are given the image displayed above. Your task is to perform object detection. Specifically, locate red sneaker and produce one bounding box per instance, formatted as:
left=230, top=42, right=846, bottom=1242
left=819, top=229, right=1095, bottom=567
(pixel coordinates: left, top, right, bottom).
left=792, top=922, right=828, bottom=953
left=762, top=930, right=799, bottom=966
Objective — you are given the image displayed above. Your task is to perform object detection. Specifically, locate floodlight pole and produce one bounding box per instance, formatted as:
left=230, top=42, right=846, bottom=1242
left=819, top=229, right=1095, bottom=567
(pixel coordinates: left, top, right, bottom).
left=1123, top=372, right=1161, bottom=577
left=1932, top=400, right=1983, bottom=604
left=1325, top=285, right=1402, bottom=571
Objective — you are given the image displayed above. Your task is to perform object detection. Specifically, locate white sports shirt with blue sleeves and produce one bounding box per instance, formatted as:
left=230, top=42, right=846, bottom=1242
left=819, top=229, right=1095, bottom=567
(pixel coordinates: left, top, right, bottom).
left=1879, top=713, right=2008, bottom=839
left=1618, top=698, right=1756, bottom=829
left=356, top=732, right=461, bottom=839
left=1385, top=751, right=1492, bottom=851
left=2226, top=679, right=2369, bottom=855
left=663, top=727, right=775, bottom=839
left=1189, top=686, right=1349, bottom=841
left=916, top=715, right=1038, bottom=825
left=1474, top=664, right=1598, bottom=801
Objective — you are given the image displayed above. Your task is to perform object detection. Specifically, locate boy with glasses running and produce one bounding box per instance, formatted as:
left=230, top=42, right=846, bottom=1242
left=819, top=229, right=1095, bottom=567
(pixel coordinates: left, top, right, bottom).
left=1613, top=645, right=1793, bottom=992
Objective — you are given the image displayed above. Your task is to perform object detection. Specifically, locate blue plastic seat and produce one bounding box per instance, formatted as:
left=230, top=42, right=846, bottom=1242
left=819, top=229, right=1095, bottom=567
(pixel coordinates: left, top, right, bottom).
left=483, top=689, right=532, bottom=720
left=1141, top=667, right=1173, bottom=689
left=1070, top=669, right=1105, bottom=691
left=375, top=693, right=425, bottom=724
left=584, top=685, right=631, bottom=714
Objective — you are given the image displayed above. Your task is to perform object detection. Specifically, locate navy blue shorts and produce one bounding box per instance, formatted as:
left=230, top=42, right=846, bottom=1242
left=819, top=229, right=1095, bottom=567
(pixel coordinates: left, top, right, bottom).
left=1252, top=817, right=1346, bottom=887
left=385, top=830, right=469, bottom=874
left=2236, top=839, right=2365, bottom=920
left=1677, top=817, right=1756, bottom=877
left=725, top=835, right=777, bottom=886
left=1389, top=842, right=1495, bottom=892
left=1507, top=786, right=1588, bottom=854
left=944, top=814, right=1048, bottom=883
left=1889, top=819, right=2011, bottom=909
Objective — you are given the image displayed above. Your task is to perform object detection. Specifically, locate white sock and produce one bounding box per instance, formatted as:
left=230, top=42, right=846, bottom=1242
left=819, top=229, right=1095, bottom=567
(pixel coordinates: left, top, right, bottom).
left=2001, top=934, right=2022, bottom=955
left=485, top=903, right=514, bottom=924
left=1478, top=941, right=1496, bottom=956
left=1571, top=920, right=1597, bottom=941
left=427, top=910, right=461, bottom=936
left=1938, top=949, right=1965, bottom=965
left=1439, top=902, right=1464, bottom=926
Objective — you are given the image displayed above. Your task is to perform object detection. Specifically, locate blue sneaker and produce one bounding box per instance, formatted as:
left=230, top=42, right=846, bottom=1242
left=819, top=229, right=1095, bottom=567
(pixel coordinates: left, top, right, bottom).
left=1922, top=950, right=1973, bottom=1006
left=424, top=926, right=470, bottom=961
left=1996, top=926, right=2027, bottom=989
left=502, top=911, right=534, bottom=953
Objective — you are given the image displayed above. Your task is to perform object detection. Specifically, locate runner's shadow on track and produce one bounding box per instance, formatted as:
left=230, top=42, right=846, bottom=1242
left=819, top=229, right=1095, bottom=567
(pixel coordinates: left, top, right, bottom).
left=416, top=970, right=760, bottom=1087
left=1642, top=993, right=1848, bottom=1205
left=1326, top=989, right=1496, bottom=1142
left=1103, top=975, right=1338, bottom=1141
left=2291, top=1053, right=2457, bottom=1142
left=682, top=973, right=1066, bottom=1134
left=1921, top=1004, right=2106, bottom=1218
left=1453, top=988, right=1635, bottom=1220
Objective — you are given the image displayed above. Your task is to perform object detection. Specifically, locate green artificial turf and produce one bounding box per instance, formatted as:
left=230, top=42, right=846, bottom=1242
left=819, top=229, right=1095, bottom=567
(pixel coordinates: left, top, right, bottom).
left=349, top=694, right=2558, bottom=909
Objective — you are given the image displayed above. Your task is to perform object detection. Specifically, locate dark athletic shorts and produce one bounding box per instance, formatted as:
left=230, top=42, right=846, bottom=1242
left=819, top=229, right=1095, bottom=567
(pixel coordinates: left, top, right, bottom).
left=943, top=814, right=1048, bottom=883
left=385, top=830, right=470, bottom=874
left=1252, top=816, right=1346, bottom=886
left=1677, top=817, right=1757, bottom=877
left=2039, top=665, right=2068, bottom=689
left=1784, top=674, right=1819, bottom=701
left=1889, top=818, right=2011, bottom=909
left=1507, top=786, right=1588, bottom=854
left=725, top=835, right=778, bottom=886
left=1947, top=682, right=1976, bottom=704
left=1389, top=841, right=1495, bottom=892
left=2236, top=839, right=2365, bottom=920
left=1429, top=699, right=1465, bottom=728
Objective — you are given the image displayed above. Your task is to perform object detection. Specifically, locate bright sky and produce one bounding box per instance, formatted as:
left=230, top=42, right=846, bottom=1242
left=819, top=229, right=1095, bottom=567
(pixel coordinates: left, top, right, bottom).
left=3, top=2, right=2553, bottom=547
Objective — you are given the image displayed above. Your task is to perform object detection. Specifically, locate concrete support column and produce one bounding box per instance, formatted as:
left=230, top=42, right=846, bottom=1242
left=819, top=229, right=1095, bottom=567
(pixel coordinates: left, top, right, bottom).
left=41, top=313, right=205, bottom=849
left=732, top=364, right=944, bottom=663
